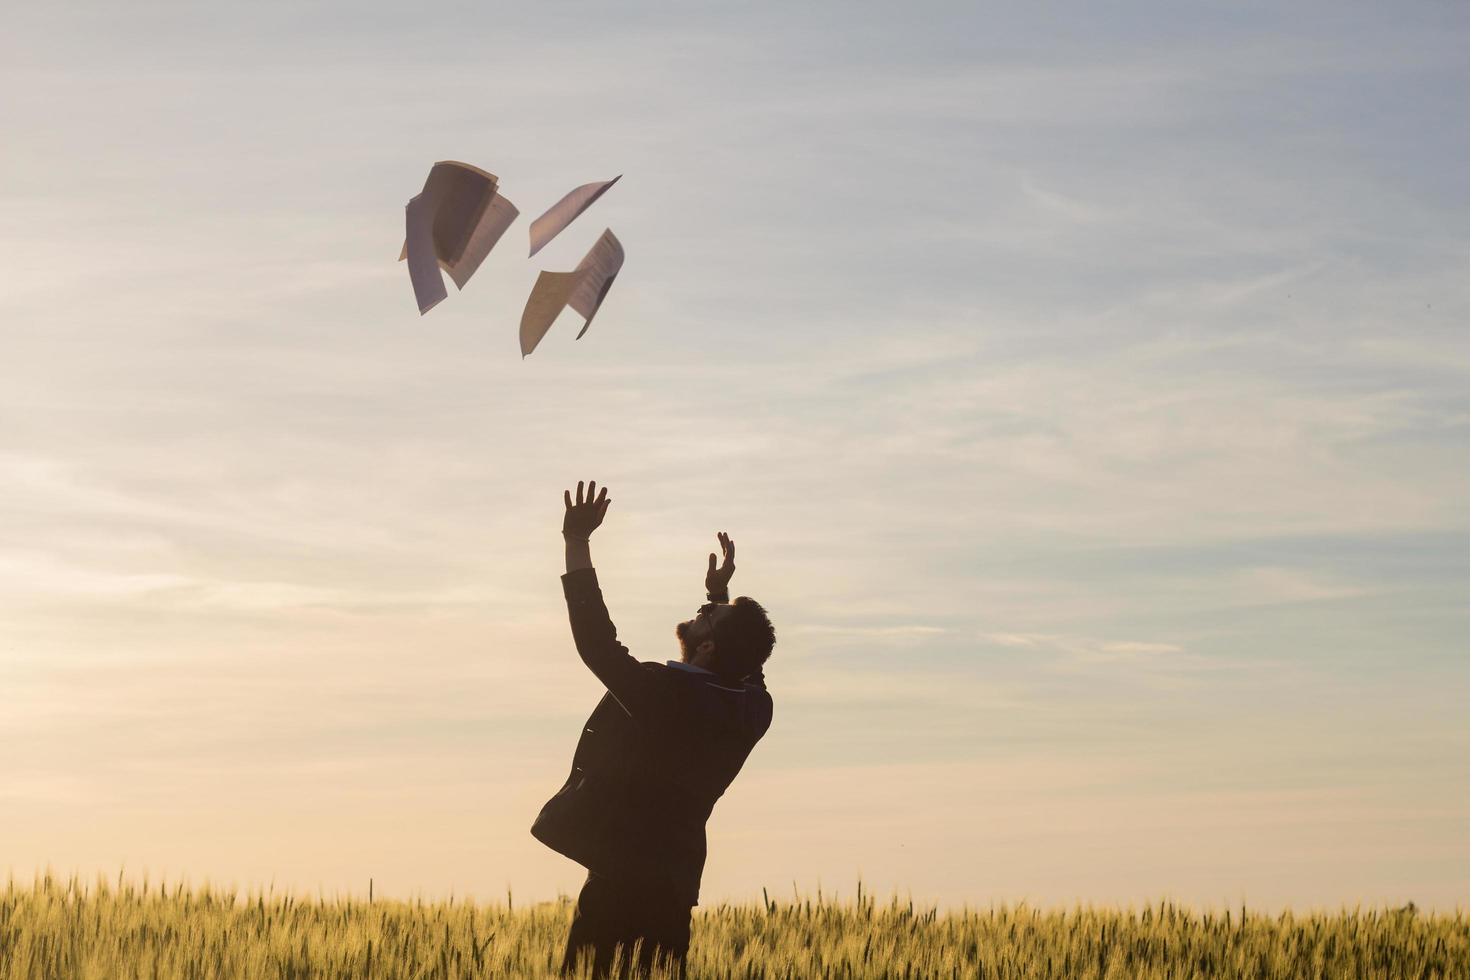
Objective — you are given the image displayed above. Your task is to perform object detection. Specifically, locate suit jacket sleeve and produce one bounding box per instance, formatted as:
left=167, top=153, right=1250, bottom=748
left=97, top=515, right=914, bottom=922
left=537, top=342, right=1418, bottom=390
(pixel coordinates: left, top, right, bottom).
left=561, top=567, right=658, bottom=719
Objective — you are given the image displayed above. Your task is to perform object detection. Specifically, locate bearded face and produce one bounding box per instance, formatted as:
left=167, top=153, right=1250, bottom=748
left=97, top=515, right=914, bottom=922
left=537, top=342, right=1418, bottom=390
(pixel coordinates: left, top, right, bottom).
left=674, top=617, right=707, bottom=662
left=675, top=604, right=720, bottom=662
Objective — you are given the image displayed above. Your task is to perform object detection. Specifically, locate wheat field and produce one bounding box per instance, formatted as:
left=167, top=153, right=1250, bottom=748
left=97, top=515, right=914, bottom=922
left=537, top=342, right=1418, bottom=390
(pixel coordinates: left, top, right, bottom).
left=1, top=875, right=1465, bottom=979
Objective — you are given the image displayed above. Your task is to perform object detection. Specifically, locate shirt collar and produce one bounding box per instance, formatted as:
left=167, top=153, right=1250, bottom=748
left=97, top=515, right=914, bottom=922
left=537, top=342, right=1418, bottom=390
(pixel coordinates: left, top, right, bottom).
left=665, top=660, right=715, bottom=675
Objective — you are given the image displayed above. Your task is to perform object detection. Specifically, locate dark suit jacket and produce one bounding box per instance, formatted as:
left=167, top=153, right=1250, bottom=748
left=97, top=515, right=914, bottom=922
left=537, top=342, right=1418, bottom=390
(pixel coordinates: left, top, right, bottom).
left=530, top=568, right=773, bottom=906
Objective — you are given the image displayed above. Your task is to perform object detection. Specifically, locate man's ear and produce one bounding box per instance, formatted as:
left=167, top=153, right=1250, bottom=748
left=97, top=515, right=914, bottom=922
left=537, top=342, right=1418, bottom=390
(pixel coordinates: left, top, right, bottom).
left=696, top=638, right=716, bottom=657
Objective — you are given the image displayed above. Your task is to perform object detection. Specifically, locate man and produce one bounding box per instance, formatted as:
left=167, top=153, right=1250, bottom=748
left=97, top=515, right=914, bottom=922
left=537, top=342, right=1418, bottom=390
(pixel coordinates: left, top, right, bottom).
left=532, top=480, right=776, bottom=978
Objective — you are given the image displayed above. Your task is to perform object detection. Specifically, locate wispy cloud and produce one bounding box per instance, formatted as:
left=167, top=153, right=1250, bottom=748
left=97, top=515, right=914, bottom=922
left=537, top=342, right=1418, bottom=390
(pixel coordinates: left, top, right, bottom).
left=790, top=624, right=948, bottom=638
left=978, top=631, right=1223, bottom=677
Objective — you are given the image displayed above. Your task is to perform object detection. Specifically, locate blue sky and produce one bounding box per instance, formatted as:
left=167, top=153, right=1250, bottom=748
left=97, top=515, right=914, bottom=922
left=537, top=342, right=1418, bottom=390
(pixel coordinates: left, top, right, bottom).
left=2, top=1, right=1467, bottom=909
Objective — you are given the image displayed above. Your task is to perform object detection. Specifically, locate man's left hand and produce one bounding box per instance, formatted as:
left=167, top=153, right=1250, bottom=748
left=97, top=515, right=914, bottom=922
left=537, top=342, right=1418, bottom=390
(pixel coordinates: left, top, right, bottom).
left=563, top=480, right=611, bottom=539
left=706, top=531, right=735, bottom=595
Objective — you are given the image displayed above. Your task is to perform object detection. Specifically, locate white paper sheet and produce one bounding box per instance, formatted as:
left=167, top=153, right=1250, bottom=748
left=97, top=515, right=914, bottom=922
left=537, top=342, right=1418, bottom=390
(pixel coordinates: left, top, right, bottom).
left=519, top=271, right=586, bottom=357
left=568, top=229, right=624, bottom=339
left=528, top=176, right=621, bottom=257
left=399, top=161, right=518, bottom=309
left=405, top=192, right=448, bottom=315
left=517, top=229, right=625, bottom=355
left=445, top=194, right=519, bottom=290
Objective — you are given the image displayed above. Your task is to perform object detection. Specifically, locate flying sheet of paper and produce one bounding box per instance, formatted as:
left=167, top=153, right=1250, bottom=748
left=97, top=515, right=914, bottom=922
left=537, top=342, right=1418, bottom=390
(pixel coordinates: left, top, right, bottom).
left=423, top=161, right=497, bottom=260
left=519, top=271, right=585, bottom=358
left=399, top=161, right=518, bottom=309
left=443, top=193, right=518, bottom=289
left=405, top=192, right=448, bottom=315
left=518, top=230, right=625, bottom=356
left=527, top=176, right=621, bottom=257
left=568, top=229, right=624, bottom=339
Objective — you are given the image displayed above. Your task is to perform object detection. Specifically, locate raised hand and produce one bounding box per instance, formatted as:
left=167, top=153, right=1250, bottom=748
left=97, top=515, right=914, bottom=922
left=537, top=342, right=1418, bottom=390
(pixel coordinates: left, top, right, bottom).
left=563, top=480, right=611, bottom=540
left=705, top=531, right=735, bottom=596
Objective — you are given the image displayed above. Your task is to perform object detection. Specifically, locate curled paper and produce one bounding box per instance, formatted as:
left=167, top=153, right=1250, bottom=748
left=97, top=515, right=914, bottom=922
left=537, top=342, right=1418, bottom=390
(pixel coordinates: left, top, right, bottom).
left=528, top=177, right=621, bottom=257
left=400, top=161, right=519, bottom=313
left=519, top=229, right=624, bottom=356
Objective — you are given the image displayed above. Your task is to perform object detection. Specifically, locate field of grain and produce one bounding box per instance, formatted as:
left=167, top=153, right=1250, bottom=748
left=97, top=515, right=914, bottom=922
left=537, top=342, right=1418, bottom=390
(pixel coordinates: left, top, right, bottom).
left=0, top=876, right=1465, bottom=979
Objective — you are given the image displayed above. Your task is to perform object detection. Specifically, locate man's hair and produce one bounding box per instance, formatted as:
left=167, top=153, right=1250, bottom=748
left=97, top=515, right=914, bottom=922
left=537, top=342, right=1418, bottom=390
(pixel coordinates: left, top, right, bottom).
left=712, top=596, right=776, bottom=679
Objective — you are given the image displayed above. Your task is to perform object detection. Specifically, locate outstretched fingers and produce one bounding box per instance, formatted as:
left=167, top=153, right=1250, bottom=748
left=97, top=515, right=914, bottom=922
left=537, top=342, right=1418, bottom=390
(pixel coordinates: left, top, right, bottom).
left=567, top=481, right=610, bottom=506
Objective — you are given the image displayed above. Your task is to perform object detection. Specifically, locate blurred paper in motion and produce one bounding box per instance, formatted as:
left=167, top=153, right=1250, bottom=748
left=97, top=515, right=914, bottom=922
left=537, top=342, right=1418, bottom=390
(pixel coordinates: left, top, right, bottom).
left=519, top=229, right=624, bottom=356
left=400, top=161, right=519, bottom=314
left=528, top=177, right=621, bottom=257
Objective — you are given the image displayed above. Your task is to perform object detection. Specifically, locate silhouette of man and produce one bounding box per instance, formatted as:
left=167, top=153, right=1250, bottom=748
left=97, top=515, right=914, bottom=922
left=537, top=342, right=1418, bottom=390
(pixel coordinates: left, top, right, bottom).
left=533, top=480, right=775, bottom=978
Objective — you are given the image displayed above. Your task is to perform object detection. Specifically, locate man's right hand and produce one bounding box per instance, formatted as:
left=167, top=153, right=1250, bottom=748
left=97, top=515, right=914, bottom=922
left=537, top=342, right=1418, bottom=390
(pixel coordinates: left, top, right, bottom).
left=563, top=480, right=611, bottom=540
left=705, top=531, right=735, bottom=597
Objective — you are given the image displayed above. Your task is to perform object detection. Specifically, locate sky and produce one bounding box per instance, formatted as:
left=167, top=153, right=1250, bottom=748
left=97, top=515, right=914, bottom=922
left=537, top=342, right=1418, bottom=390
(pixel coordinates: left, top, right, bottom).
left=2, top=1, right=1468, bottom=911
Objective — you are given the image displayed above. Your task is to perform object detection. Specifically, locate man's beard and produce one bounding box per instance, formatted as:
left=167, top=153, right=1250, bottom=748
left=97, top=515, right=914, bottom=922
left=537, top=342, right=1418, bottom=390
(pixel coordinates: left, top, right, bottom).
left=675, top=619, right=696, bottom=662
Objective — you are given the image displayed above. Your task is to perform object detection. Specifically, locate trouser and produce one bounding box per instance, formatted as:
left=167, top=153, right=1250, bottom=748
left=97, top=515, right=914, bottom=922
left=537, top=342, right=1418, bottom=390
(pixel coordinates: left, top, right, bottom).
left=560, top=871, right=694, bottom=978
